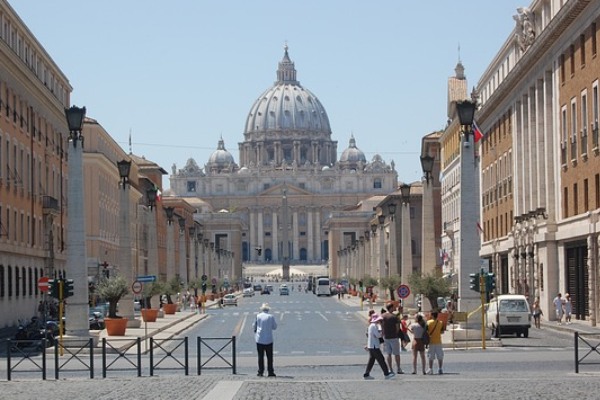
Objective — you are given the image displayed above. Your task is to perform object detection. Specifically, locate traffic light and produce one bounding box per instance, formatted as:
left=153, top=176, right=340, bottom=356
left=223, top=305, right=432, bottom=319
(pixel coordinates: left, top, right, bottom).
left=486, top=273, right=496, bottom=293
left=64, top=279, right=74, bottom=298
left=48, top=279, right=60, bottom=299
left=469, top=273, right=480, bottom=292
left=201, top=282, right=207, bottom=294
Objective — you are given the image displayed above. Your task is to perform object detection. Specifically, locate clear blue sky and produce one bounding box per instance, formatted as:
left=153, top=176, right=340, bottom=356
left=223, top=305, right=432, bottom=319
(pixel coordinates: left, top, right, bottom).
left=12, top=0, right=525, bottom=187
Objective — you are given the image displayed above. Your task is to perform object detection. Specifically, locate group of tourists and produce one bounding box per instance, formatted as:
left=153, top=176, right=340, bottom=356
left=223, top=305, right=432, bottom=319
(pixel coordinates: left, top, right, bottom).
left=552, top=292, right=572, bottom=325
left=363, top=302, right=446, bottom=379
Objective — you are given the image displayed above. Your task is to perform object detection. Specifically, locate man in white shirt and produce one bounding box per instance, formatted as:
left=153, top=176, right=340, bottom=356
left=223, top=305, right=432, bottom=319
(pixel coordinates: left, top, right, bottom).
left=252, top=303, right=278, bottom=377
left=553, top=293, right=564, bottom=325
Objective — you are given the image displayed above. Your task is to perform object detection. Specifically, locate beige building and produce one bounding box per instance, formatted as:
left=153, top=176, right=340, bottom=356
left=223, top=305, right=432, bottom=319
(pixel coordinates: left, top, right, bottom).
left=477, top=0, right=600, bottom=323
left=0, top=1, right=72, bottom=327
left=169, top=46, right=398, bottom=284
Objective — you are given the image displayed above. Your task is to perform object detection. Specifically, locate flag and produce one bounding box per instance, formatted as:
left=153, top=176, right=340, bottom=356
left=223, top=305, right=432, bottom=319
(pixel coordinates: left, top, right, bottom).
left=476, top=221, right=484, bottom=241
left=154, top=185, right=162, bottom=202
left=473, top=121, right=484, bottom=143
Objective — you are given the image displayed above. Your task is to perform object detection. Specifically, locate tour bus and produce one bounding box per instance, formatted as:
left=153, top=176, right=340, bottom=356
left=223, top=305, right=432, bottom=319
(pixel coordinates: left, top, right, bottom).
left=316, top=277, right=331, bottom=296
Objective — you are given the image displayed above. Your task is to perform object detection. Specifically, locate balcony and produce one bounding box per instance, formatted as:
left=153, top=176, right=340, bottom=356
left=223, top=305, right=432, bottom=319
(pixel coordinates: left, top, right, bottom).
left=42, top=195, right=60, bottom=215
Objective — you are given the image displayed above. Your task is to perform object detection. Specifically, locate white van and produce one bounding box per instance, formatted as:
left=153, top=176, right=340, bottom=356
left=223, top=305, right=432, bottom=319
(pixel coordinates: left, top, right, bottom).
left=486, top=294, right=531, bottom=338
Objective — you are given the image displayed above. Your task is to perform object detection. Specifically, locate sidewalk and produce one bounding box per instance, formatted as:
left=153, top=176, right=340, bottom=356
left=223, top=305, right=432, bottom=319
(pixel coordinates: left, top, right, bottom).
left=337, top=293, right=600, bottom=347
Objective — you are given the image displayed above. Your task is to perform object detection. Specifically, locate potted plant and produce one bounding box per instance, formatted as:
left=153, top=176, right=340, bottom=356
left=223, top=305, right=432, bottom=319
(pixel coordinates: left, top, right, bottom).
left=140, top=282, right=163, bottom=322
left=162, top=277, right=181, bottom=314
left=96, top=275, right=130, bottom=336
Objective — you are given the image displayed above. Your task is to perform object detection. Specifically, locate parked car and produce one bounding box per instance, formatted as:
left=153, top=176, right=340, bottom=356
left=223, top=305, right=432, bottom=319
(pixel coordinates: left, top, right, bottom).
left=222, top=294, right=238, bottom=306
left=279, top=285, right=289, bottom=295
left=253, top=284, right=263, bottom=292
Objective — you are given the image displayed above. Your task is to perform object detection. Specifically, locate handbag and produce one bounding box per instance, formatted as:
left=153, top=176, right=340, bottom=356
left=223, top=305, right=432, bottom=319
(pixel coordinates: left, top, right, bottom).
left=422, top=321, right=437, bottom=346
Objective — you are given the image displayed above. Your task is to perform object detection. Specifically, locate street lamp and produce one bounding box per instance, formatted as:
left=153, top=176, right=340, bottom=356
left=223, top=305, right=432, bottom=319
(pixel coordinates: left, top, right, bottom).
left=147, top=187, right=158, bottom=210
left=420, top=155, right=434, bottom=184
left=164, top=206, right=175, bottom=225
left=65, top=105, right=86, bottom=147
left=116, top=158, right=138, bottom=327
left=64, top=105, right=89, bottom=337
left=399, top=183, right=413, bottom=305
left=455, top=98, right=481, bottom=311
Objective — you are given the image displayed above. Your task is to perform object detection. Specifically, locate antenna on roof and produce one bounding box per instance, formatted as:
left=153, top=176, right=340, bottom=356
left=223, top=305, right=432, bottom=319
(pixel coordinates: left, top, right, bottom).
left=128, top=129, right=132, bottom=154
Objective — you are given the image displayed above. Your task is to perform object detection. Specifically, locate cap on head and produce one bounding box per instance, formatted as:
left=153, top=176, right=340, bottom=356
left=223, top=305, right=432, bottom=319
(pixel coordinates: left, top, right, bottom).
left=260, top=303, right=270, bottom=311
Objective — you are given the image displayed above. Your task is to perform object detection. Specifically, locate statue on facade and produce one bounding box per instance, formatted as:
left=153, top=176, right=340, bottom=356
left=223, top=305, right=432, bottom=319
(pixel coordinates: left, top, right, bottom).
left=514, top=7, right=535, bottom=52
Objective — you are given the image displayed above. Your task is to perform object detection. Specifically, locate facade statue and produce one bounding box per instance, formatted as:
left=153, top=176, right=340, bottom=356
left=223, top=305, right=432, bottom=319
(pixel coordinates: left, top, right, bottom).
left=514, top=7, right=535, bottom=52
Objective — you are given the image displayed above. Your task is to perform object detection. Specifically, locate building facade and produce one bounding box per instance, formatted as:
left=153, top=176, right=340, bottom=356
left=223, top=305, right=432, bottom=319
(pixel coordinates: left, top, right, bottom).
left=0, top=1, right=72, bottom=327
left=169, top=46, right=398, bottom=283
left=477, top=0, right=600, bottom=323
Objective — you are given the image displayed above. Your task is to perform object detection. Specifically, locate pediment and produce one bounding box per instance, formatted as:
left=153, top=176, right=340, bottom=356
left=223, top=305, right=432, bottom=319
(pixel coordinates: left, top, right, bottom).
left=260, top=183, right=312, bottom=196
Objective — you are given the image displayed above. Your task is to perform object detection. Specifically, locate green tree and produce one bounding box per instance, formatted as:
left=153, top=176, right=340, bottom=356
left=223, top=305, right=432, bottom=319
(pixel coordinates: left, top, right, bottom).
left=163, top=277, right=182, bottom=304
left=408, top=271, right=452, bottom=311
left=362, top=275, right=378, bottom=288
left=141, top=282, right=163, bottom=309
left=380, top=275, right=402, bottom=301
left=96, top=275, right=130, bottom=318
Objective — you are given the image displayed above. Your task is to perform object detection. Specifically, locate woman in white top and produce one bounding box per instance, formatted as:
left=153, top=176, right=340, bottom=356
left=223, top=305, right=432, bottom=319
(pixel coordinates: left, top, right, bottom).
left=363, top=314, right=395, bottom=380
left=408, top=314, right=427, bottom=375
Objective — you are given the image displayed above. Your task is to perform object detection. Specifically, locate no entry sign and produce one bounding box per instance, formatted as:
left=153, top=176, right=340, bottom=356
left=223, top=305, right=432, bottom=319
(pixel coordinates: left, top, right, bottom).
left=38, top=276, right=50, bottom=292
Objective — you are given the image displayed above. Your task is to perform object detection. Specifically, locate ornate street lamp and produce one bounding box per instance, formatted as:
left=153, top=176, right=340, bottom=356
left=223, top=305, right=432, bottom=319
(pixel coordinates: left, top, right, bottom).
left=456, top=100, right=477, bottom=141
left=65, top=105, right=86, bottom=147
left=117, top=160, right=131, bottom=188
left=400, top=183, right=411, bottom=203
left=146, top=187, right=158, bottom=210
left=420, top=154, right=435, bottom=183
left=164, top=206, right=175, bottom=224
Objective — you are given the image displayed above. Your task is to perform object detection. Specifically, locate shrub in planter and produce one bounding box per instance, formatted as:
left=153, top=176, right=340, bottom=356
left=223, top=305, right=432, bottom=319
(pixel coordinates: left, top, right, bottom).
left=96, top=275, right=130, bottom=319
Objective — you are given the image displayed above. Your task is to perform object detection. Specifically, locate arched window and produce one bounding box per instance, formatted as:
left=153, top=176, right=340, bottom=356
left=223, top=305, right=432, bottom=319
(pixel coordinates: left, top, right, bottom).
left=300, top=248, right=308, bottom=261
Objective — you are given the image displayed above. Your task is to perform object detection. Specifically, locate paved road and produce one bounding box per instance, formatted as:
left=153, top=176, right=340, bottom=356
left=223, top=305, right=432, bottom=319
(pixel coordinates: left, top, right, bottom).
left=3, top=288, right=600, bottom=399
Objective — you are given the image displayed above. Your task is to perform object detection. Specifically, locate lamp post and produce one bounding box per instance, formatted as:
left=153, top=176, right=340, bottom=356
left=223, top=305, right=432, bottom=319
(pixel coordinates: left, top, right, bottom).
left=378, top=213, right=386, bottom=298
left=164, top=206, right=175, bottom=283
left=146, top=187, right=159, bottom=295
left=370, top=223, right=378, bottom=280
left=399, top=183, right=413, bottom=305
left=456, top=99, right=481, bottom=311
left=387, top=202, right=397, bottom=278
left=64, top=105, right=89, bottom=337
left=117, top=159, right=139, bottom=327
left=177, top=217, right=187, bottom=286
left=420, top=154, right=436, bottom=278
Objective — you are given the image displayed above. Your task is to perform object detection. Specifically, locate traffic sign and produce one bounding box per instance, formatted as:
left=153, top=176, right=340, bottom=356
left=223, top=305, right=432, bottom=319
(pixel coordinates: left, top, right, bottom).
left=211, top=277, right=217, bottom=285
left=137, top=275, right=156, bottom=283
left=132, top=280, right=143, bottom=294
left=397, top=284, right=411, bottom=299
left=38, top=276, right=50, bottom=292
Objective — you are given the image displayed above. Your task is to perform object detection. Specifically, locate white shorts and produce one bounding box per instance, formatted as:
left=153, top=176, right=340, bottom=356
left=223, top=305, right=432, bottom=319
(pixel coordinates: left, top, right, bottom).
left=427, top=344, right=444, bottom=360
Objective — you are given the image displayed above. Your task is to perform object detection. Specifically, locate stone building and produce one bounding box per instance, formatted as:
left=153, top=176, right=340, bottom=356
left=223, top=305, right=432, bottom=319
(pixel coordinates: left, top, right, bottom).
left=477, top=0, right=600, bottom=323
left=169, top=46, right=398, bottom=283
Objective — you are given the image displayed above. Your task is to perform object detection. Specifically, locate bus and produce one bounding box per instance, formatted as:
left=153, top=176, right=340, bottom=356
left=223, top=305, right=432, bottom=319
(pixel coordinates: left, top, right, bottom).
left=316, top=277, right=331, bottom=296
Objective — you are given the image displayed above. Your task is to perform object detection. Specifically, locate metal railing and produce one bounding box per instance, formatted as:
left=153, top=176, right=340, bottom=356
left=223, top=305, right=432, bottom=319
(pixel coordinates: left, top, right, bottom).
left=574, top=332, right=600, bottom=373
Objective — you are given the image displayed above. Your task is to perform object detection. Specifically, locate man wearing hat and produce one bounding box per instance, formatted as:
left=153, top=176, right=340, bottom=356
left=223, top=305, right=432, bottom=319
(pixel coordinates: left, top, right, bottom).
left=253, top=303, right=278, bottom=377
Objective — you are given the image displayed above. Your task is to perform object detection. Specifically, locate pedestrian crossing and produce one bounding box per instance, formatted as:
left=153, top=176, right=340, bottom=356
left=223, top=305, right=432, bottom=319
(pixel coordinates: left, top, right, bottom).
left=207, top=309, right=359, bottom=319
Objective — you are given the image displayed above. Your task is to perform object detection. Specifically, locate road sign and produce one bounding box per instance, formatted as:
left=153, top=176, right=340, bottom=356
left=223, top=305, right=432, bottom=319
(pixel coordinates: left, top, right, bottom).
left=132, top=280, right=143, bottom=294
left=211, top=277, right=217, bottom=285
left=38, top=276, right=50, bottom=292
left=397, top=284, right=411, bottom=299
left=137, top=275, right=156, bottom=283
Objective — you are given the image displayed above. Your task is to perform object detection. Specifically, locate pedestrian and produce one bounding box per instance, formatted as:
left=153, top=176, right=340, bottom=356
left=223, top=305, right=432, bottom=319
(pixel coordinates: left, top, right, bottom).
left=400, top=314, right=410, bottom=351
left=363, top=313, right=395, bottom=380
left=408, top=313, right=427, bottom=375
left=426, top=311, right=445, bottom=375
left=553, top=293, right=563, bottom=325
left=252, top=303, right=277, bottom=377
left=532, top=297, right=543, bottom=328
left=381, top=302, right=403, bottom=374
left=564, top=293, right=572, bottom=324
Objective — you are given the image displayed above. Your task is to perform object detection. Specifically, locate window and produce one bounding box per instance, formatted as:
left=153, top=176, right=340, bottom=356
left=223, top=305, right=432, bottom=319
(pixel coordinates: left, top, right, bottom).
left=592, top=22, right=597, bottom=57
left=584, top=179, right=589, bottom=212
left=299, top=182, right=305, bottom=190
left=560, top=54, right=566, bottom=83
left=561, top=107, right=567, bottom=164
left=574, top=183, right=578, bottom=215
left=564, top=187, right=569, bottom=218
left=581, top=34, right=586, bottom=66
left=0, top=265, right=4, bottom=298
left=582, top=92, right=588, bottom=156
left=570, top=45, right=575, bottom=76
left=373, top=178, right=382, bottom=189
left=571, top=100, right=577, bottom=161
left=187, top=181, right=196, bottom=192
left=596, top=174, right=600, bottom=209
left=593, top=84, right=599, bottom=148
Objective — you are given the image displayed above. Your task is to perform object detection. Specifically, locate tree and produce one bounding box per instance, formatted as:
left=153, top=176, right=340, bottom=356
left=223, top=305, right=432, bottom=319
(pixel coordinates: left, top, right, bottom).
left=96, top=275, right=129, bottom=318
left=408, top=271, right=452, bottom=312
left=163, top=277, right=182, bottom=304
left=141, top=282, right=163, bottom=309
left=380, top=275, right=402, bottom=301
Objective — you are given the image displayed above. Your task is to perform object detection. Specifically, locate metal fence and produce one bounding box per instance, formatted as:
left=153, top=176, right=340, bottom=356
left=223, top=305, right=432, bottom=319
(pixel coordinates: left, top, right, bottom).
left=3, top=336, right=236, bottom=381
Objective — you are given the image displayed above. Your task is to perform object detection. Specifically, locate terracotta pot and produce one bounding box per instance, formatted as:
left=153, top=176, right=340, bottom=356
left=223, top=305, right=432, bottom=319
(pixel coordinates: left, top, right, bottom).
left=141, top=308, right=159, bottom=322
left=163, top=303, right=177, bottom=314
left=105, top=317, right=128, bottom=336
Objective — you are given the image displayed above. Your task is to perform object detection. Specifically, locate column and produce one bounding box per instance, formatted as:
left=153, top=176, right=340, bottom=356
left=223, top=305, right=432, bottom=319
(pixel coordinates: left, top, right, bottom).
left=292, top=210, right=299, bottom=260
left=314, top=211, right=321, bottom=261
left=272, top=211, right=279, bottom=261
left=166, top=221, right=175, bottom=281
left=119, top=182, right=139, bottom=327
left=307, top=208, right=314, bottom=261
left=178, top=226, right=187, bottom=284
left=421, top=179, right=436, bottom=276
left=249, top=210, right=256, bottom=261
left=258, top=210, right=264, bottom=258
left=65, top=137, right=89, bottom=337
left=401, top=204, right=413, bottom=305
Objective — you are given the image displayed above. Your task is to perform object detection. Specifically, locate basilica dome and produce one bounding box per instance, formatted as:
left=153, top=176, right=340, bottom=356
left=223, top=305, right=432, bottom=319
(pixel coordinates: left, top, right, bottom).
left=207, top=138, right=236, bottom=171
left=339, top=136, right=366, bottom=164
left=244, top=45, right=331, bottom=137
